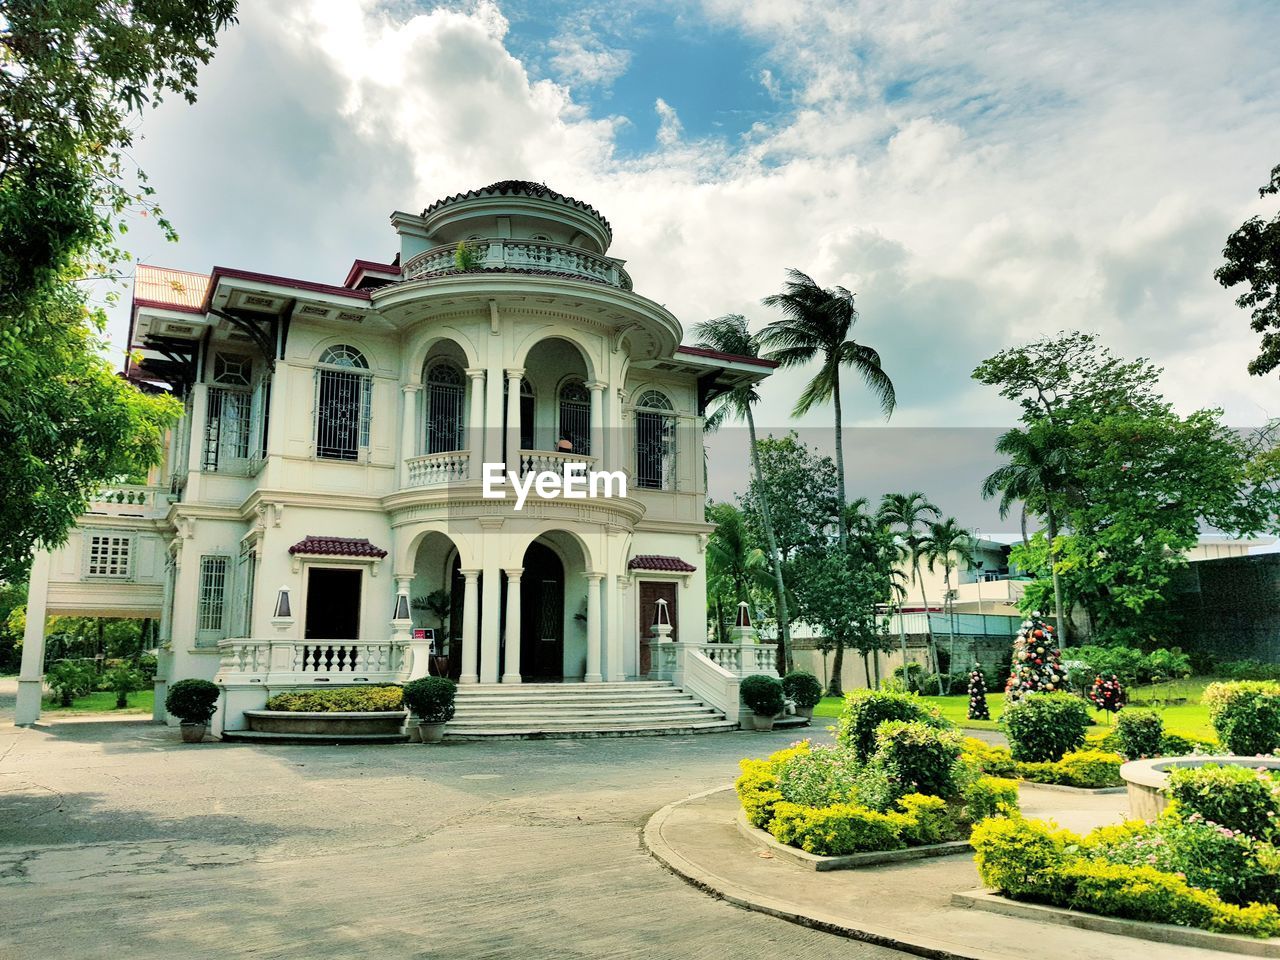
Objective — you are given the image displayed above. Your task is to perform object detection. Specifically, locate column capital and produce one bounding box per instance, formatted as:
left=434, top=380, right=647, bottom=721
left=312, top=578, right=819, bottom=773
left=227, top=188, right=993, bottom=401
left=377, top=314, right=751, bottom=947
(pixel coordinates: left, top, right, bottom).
left=586, top=380, right=607, bottom=394
left=504, top=367, right=524, bottom=382
left=503, top=567, right=524, bottom=580
left=402, top=382, right=423, bottom=394
left=394, top=574, right=414, bottom=587
left=585, top=571, right=606, bottom=583
left=465, top=367, right=486, bottom=381
left=460, top=568, right=482, bottom=581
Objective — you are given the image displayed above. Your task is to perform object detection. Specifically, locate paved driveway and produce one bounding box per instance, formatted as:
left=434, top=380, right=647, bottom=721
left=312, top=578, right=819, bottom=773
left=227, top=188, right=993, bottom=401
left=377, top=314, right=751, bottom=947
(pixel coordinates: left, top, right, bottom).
left=0, top=712, right=899, bottom=960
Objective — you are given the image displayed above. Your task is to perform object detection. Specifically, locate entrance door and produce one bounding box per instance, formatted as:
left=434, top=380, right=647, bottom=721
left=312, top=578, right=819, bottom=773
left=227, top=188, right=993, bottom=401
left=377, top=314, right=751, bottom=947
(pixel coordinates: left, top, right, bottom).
left=521, top=542, right=564, bottom=680
left=305, top=568, right=362, bottom=640
left=638, top=581, right=678, bottom=676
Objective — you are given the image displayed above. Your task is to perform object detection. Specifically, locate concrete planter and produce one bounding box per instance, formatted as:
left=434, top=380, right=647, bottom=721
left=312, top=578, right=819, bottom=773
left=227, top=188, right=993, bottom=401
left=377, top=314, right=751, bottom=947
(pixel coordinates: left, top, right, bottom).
left=1121, top=755, right=1280, bottom=820
left=795, top=705, right=815, bottom=721
left=419, top=721, right=447, bottom=743
left=245, top=710, right=408, bottom=736
left=750, top=713, right=775, bottom=731
left=180, top=722, right=207, bottom=743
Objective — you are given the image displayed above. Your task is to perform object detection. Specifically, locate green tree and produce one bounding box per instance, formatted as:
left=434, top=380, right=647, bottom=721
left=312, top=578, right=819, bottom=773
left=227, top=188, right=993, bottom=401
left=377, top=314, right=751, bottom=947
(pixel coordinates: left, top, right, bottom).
left=877, top=491, right=940, bottom=684
left=693, top=314, right=793, bottom=671
left=705, top=501, right=771, bottom=645
left=922, top=517, right=976, bottom=693
left=760, top=269, right=896, bottom=550
left=0, top=2, right=235, bottom=579
left=740, top=432, right=840, bottom=561
left=1215, top=163, right=1280, bottom=377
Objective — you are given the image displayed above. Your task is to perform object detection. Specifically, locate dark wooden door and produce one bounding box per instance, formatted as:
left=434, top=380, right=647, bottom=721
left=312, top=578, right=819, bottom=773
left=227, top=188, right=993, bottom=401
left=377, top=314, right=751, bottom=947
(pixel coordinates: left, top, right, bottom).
left=305, top=568, right=362, bottom=640
left=522, top=542, right=564, bottom=680
left=638, top=581, right=678, bottom=676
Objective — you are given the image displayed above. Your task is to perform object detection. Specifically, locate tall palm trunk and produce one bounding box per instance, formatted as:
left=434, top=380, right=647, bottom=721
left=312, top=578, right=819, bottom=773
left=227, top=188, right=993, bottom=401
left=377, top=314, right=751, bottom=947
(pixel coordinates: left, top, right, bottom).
left=914, top=557, right=941, bottom=694
left=1047, top=506, right=1068, bottom=645
left=747, top=407, right=792, bottom=674
left=898, top=599, right=907, bottom=689
left=941, top=566, right=955, bottom=694
left=832, top=370, right=849, bottom=550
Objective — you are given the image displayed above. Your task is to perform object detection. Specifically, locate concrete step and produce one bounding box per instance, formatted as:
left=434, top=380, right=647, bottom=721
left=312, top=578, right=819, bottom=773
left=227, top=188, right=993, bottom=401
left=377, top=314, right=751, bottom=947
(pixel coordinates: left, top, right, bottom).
left=222, top=730, right=409, bottom=745
left=444, top=719, right=740, bottom=740
left=454, top=694, right=705, bottom=709
left=455, top=683, right=675, bottom=696
left=455, top=709, right=723, bottom=724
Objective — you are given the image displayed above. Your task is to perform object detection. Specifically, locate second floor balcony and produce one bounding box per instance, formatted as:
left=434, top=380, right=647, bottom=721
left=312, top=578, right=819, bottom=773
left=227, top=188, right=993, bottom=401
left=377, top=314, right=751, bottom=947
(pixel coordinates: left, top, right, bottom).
left=401, top=238, right=632, bottom=290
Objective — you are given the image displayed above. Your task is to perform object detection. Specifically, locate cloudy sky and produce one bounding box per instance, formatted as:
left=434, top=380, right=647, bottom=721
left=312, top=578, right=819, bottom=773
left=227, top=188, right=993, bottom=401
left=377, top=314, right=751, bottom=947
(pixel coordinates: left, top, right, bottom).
left=109, top=0, right=1280, bottom=518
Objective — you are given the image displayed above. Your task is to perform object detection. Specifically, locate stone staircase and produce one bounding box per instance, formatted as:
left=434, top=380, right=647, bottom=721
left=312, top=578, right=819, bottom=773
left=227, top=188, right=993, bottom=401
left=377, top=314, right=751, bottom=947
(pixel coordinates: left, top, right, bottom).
left=445, top=680, right=739, bottom=740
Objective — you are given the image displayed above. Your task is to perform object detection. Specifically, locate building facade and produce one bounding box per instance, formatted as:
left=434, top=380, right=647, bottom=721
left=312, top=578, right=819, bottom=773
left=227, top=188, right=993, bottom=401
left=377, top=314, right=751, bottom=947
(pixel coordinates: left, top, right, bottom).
left=14, top=181, right=775, bottom=732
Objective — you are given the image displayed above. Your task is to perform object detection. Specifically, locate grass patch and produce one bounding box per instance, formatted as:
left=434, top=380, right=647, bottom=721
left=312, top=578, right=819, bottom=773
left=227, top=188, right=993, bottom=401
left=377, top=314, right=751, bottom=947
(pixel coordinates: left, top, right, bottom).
left=42, top=689, right=154, bottom=715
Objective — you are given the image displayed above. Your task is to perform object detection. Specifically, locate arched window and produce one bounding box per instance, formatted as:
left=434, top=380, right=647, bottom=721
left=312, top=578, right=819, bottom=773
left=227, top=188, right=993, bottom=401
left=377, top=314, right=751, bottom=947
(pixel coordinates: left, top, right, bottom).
left=424, top=359, right=465, bottom=454
left=558, top=378, right=590, bottom=455
left=315, top=345, right=372, bottom=461
left=635, top=390, right=675, bottom=490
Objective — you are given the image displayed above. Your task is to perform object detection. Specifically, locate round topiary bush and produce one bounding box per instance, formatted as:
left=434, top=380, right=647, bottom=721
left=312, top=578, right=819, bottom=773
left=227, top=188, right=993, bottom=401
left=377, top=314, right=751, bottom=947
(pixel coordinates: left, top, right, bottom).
left=1115, top=709, right=1164, bottom=760
left=872, top=719, right=964, bottom=799
left=782, top=671, right=823, bottom=708
left=1003, top=692, right=1091, bottom=762
left=1204, top=681, right=1280, bottom=756
left=836, top=689, right=946, bottom=761
left=741, top=674, right=785, bottom=717
left=165, top=678, right=219, bottom=725
left=403, top=676, right=457, bottom=723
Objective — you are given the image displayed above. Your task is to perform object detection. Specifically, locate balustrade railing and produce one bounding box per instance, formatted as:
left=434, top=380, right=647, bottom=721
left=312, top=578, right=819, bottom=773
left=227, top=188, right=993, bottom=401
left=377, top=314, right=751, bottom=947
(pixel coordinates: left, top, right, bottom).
left=405, top=450, right=471, bottom=486
left=401, top=239, right=632, bottom=290
left=217, top=638, right=409, bottom=685
left=87, top=484, right=169, bottom=517
left=518, top=449, right=598, bottom=478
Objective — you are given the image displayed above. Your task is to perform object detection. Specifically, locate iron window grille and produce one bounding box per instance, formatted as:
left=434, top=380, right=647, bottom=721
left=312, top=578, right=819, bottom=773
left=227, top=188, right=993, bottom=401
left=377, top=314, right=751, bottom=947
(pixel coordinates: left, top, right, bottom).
left=635, top=390, right=676, bottom=490
left=424, top=359, right=465, bottom=454
left=198, top=556, right=229, bottom=635
left=203, top=387, right=251, bottom=472
left=558, top=379, right=591, bottom=455
left=314, top=345, right=372, bottom=461
left=237, top=545, right=257, bottom=638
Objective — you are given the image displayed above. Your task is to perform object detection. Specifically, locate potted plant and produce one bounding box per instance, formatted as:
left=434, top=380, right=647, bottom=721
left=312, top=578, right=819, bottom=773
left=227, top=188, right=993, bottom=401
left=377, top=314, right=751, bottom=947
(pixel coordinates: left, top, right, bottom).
left=165, top=678, right=220, bottom=742
left=403, top=676, right=457, bottom=743
left=740, top=674, right=785, bottom=731
left=782, top=671, right=822, bottom=721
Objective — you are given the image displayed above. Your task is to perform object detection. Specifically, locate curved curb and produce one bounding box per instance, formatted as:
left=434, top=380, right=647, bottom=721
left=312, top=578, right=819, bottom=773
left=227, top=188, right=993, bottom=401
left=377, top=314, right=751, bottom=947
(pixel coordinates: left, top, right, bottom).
left=641, top=785, right=995, bottom=960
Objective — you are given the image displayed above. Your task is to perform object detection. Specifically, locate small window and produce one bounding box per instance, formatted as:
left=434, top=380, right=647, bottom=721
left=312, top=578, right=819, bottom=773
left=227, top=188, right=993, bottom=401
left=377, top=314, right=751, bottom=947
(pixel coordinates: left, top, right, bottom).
left=635, top=391, right=676, bottom=490
left=198, top=556, right=229, bottom=634
left=213, top=354, right=252, bottom=387
left=86, top=535, right=132, bottom=578
left=315, top=345, right=372, bottom=461
left=318, top=344, right=369, bottom=369
left=558, top=379, right=590, bottom=455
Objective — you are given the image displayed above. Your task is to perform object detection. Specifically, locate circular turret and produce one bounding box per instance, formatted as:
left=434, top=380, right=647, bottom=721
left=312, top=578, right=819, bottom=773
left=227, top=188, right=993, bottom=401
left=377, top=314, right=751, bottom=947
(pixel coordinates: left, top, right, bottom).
left=420, top=180, right=613, bottom=253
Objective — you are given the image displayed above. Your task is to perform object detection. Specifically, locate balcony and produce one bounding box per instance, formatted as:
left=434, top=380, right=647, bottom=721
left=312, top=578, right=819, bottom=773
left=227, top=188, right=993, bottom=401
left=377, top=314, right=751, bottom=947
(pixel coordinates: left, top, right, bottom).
left=518, top=448, right=598, bottom=478
left=85, top=484, right=170, bottom=519
left=401, top=239, right=632, bottom=290
left=406, top=450, right=471, bottom=486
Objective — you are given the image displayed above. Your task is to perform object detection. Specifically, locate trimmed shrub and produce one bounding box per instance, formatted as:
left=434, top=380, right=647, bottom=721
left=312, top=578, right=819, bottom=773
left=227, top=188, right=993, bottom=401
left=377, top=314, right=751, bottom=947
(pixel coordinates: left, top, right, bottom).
left=971, top=813, right=1074, bottom=900
left=782, top=671, right=823, bottom=708
left=403, top=676, right=456, bottom=722
left=1160, top=732, right=1216, bottom=755
left=836, top=689, right=946, bottom=761
left=872, top=720, right=964, bottom=799
left=105, top=664, right=144, bottom=708
left=264, top=685, right=404, bottom=713
left=1084, top=728, right=1123, bottom=753
left=165, top=678, right=219, bottom=724
left=1167, top=763, right=1280, bottom=841
left=1003, top=692, right=1091, bottom=762
left=45, top=659, right=96, bottom=707
left=768, top=801, right=908, bottom=856
left=137, top=653, right=158, bottom=684
left=1204, top=681, right=1280, bottom=756
left=961, top=737, right=1017, bottom=777
left=1116, top=709, right=1164, bottom=760
left=740, top=674, right=784, bottom=717
left=963, top=776, right=1020, bottom=822
left=736, top=759, right=783, bottom=829
left=896, top=793, right=958, bottom=845
left=777, top=743, right=860, bottom=807
left=1015, top=750, right=1123, bottom=789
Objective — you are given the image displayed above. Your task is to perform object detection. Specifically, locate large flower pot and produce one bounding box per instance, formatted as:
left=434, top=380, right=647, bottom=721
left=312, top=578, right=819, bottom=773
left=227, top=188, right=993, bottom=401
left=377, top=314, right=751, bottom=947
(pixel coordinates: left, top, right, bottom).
left=419, top=721, right=446, bottom=743
left=750, top=713, right=776, bottom=732
left=796, top=705, right=814, bottom=721
left=180, top=722, right=207, bottom=743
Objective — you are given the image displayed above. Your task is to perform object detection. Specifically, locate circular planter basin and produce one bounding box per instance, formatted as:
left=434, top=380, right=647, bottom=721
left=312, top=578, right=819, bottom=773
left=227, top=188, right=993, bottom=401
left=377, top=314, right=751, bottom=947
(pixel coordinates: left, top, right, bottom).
left=245, top=710, right=408, bottom=736
left=1120, top=754, right=1280, bottom=820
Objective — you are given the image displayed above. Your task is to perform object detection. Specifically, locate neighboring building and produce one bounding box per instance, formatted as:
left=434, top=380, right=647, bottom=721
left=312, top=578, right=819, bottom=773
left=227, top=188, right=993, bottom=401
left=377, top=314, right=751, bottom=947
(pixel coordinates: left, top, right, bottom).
left=14, top=181, right=776, bottom=735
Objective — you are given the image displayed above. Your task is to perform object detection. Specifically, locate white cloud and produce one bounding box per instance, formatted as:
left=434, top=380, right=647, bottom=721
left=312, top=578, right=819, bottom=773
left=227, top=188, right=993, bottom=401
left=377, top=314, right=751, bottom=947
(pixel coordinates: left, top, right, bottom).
left=654, top=97, right=683, bottom=147
left=549, top=34, right=631, bottom=88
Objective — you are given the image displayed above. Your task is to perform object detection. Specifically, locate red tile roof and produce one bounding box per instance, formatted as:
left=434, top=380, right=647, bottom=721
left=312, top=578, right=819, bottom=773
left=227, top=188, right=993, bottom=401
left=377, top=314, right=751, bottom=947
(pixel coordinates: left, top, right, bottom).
left=675, top=345, right=778, bottom=369
left=629, top=555, right=697, bottom=573
left=288, top=536, right=388, bottom=559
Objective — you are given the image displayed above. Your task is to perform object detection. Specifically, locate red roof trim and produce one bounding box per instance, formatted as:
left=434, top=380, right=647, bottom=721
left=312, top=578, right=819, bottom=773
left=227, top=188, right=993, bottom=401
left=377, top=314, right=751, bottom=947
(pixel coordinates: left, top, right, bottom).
left=343, top=259, right=401, bottom=288
left=204, top=266, right=373, bottom=311
left=629, top=555, right=697, bottom=573
left=288, top=536, right=388, bottom=559
left=133, top=298, right=207, bottom=316
left=675, top=345, right=778, bottom=369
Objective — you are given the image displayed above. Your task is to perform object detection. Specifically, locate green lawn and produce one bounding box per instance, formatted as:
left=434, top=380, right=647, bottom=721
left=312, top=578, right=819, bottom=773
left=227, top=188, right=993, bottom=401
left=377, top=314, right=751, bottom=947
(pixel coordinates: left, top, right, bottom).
left=42, top=689, right=154, bottom=715
left=813, top=678, right=1217, bottom=741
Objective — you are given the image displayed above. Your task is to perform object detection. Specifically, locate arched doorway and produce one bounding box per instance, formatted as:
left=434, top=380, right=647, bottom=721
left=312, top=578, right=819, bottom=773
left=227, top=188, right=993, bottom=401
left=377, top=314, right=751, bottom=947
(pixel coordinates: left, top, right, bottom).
left=521, top=541, right=564, bottom=680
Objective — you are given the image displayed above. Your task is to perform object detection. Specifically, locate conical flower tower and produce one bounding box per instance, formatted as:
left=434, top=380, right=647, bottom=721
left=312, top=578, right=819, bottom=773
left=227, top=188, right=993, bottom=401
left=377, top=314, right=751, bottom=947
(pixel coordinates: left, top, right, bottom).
left=1004, top=618, right=1068, bottom=703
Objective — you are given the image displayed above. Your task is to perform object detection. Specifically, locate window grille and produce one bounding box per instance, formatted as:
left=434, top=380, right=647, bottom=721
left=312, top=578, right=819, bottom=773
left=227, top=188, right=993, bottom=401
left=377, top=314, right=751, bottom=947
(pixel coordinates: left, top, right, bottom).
left=204, top=387, right=251, bottom=471
left=213, top=354, right=252, bottom=387
left=424, top=359, right=465, bottom=453
left=635, top=390, right=676, bottom=490
left=87, top=535, right=132, bottom=578
left=238, top=547, right=256, bottom=637
left=198, top=556, right=228, bottom=633
left=248, top=374, right=270, bottom=470
left=314, top=345, right=372, bottom=461
left=558, top=379, right=591, bottom=455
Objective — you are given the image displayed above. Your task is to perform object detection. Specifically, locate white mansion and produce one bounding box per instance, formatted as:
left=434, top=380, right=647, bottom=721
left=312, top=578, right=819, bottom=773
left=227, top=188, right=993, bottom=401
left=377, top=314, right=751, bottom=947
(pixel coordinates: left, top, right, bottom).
left=14, top=181, right=778, bottom=736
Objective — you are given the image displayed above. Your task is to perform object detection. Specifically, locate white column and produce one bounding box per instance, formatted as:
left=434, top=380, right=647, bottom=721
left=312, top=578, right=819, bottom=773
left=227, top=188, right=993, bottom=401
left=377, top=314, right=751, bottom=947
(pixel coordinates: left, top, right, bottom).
left=480, top=558, right=502, bottom=684
left=587, top=380, right=605, bottom=464
left=400, top=383, right=421, bottom=487
left=501, top=568, right=522, bottom=683
left=460, top=569, right=480, bottom=684
left=466, top=368, right=486, bottom=481
left=265, top=363, right=289, bottom=457
left=585, top=572, right=603, bottom=683
left=395, top=575, right=425, bottom=680
left=505, top=368, right=523, bottom=471
left=14, top=551, right=51, bottom=725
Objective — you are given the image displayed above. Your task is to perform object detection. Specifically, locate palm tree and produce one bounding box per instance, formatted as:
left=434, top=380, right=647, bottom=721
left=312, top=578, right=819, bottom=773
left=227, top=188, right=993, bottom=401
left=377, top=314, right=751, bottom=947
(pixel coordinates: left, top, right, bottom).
left=878, top=491, right=940, bottom=686
left=922, top=518, right=976, bottom=694
left=693, top=314, right=794, bottom=673
left=981, top=425, right=1072, bottom=643
left=887, top=563, right=909, bottom=688
left=705, top=501, right=772, bottom=643
left=760, top=269, right=896, bottom=551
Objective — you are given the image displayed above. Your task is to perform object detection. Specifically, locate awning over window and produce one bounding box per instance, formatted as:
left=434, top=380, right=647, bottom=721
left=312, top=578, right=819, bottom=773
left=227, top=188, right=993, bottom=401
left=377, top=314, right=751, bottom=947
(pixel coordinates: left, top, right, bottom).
left=628, top=555, right=696, bottom=573
left=288, top=536, right=387, bottom=559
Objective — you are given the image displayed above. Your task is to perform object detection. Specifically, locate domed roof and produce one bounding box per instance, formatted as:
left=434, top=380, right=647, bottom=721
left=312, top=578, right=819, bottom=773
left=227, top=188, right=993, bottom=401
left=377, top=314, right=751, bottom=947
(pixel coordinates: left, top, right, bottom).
left=423, top=180, right=611, bottom=239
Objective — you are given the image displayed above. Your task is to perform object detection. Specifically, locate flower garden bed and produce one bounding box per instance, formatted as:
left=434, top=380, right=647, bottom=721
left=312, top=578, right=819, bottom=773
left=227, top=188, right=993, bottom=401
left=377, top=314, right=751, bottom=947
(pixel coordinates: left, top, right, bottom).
left=235, top=685, right=410, bottom=742
left=244, top=709, right=408, bottom=736
left=735, top=808, right=972, bottom=870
